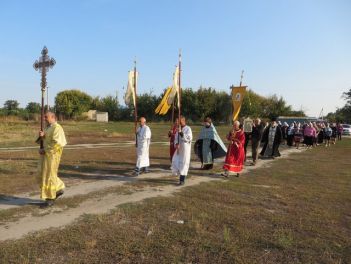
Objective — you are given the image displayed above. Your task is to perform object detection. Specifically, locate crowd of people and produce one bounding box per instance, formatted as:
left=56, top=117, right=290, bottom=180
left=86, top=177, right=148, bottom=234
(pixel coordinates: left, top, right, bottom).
left=281, top=121, right=344, bottom=148
left=36, top=113, right=343, bottom=207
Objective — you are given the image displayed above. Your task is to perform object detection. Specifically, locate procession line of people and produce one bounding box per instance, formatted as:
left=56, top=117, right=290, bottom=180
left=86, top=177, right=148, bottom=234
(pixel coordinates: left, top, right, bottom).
left=280, top=121, right=343, bottom=148
left=36, top=113, right=341, bottom=207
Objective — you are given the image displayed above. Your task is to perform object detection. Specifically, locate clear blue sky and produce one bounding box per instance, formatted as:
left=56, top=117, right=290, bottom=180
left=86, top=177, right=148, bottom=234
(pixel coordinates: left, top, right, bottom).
left=0, top=0, right=350, bottom=116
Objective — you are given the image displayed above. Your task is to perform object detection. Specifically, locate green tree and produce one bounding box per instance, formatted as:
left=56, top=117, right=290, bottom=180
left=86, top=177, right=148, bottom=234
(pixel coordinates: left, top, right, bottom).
left=240, top=90, right=266, bottom=118
left=342, top=88, right=351, bottom=105
left=324, top=88, right=351, bottom=123
left=264, top=95, right=291, bottom=118
left=3, top=100, right=20, bottom=115
left=91, top=96, right=102, bottom=110
left=25, top=102, right=41, bottom=113
left=4, top=100, right=19, bottom=110
left=196, top=87, right=217, bottom=121
left=137, top=93, right=159, bottom=121
left=55, top=90, right=93, bottom=119
left=212, top=91, right=231, bottom=123
left=97, top=95, right=120, bottom=121
left=181, top=88, right=199, bottom=122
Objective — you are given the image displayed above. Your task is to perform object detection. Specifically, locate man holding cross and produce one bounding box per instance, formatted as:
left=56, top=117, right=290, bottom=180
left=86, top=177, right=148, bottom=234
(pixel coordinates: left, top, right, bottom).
left=37, top=112, right=67, bottom=207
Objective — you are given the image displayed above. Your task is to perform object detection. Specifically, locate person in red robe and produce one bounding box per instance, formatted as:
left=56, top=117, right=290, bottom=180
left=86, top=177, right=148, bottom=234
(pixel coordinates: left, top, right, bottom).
left=168, top=118, right=179, bottom=161
left=222, top=120, right=245, bottom=177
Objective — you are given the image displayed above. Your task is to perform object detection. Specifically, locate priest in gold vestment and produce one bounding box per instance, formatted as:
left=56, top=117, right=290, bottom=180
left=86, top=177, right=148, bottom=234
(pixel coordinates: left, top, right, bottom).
left=37, top=112, right=67, bottom=207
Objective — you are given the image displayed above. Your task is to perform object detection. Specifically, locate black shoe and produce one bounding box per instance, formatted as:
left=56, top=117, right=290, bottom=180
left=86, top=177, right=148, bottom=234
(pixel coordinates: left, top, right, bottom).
left=178, top=175, right=185, bottom=185
left=221, top=172, right=229, bottom=178
left=55, top=190, right=64, bottom=200
left=133, top=167, right=140, bottom=176
left=40, top=199, right=54, bottom=208
left=236, top=173, right=239, bottom=177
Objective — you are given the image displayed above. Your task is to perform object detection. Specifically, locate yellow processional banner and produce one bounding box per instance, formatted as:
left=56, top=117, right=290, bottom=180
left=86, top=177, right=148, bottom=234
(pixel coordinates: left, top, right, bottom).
left=155, top=86, right=173, bottom=115
left=231, top=86, right=247, bottom=121
left=154, top=65, right=180, bottom=115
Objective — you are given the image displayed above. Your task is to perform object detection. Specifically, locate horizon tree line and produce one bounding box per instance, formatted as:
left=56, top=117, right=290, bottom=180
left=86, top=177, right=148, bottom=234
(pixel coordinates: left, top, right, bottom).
left=0, top=86, right=317, bottom=123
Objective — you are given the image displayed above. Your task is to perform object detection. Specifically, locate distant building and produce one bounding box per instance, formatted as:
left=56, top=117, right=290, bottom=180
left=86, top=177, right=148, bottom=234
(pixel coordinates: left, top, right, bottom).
left=87, top=110, right=97, bottom=120
left=96, top=112, right=108, bottom=122
left=83, top=110, right=108, bottom=122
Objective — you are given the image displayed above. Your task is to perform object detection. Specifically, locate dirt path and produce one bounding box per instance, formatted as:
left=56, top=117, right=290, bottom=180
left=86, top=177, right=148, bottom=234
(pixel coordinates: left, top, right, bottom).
left=0, top=147, right=303, bottom=241
left=0, top=141, right=169, bottom=152
left=0, top=169, right=171, bottom=210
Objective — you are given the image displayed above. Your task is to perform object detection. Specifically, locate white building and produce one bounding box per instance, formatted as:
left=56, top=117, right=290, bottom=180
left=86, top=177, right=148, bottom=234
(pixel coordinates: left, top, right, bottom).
left=87, top=110, right=97, bottom=120
left=96, top=112, right=108, bottom=122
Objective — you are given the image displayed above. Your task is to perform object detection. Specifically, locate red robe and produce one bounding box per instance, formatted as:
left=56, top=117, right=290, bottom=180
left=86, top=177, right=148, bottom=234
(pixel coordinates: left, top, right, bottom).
left=223, top=129, right=245, bottom=173
left=169, top=125, right=178, bottom=161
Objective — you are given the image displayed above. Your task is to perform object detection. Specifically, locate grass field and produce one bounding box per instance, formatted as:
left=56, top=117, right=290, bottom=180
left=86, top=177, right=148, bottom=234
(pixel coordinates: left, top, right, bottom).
left=0, top=120, right=223, bottom=147
left=0, top=121, right=350, bottom=263
left=0, top=121, right=227, bottom=195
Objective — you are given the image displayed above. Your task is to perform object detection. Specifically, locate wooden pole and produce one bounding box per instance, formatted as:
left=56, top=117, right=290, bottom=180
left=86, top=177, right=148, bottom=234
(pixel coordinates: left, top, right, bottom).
left=178, top=50, right=182, bottom=124
left=171, top=99, right=175, bottom=129
left=134, top=60, right=138, bottom=147
left=239, top=70, right=244, bottom=87
left=177, top=50, right=182, bottom=153
left=230, top=85, right=234, bottom=124
left=46, top=86, right=49, bottom=111
left=40, top=69, right=47, bottom=150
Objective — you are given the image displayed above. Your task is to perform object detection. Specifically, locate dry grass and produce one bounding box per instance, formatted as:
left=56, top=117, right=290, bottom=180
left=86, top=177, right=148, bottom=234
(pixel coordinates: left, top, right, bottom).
left=0, top=138, right=350, bottom=263
left=0, top=120, right=227, bottom=195
left=0, top=145, right=170, bottom=195
left=0, top=120, right=222, bottom=147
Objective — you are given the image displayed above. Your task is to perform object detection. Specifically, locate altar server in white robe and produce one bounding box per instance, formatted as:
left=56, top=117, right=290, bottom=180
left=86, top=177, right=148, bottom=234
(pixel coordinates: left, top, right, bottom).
left=172, top=116, right=192, bottom=185
left=135, top=117, right=151, bottom=175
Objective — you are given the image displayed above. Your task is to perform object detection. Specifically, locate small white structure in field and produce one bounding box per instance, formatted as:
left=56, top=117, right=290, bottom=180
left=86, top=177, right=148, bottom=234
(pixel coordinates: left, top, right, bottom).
left=87, top=110, right=97, bottom=120
left=96, top=112, right=108, bottom=122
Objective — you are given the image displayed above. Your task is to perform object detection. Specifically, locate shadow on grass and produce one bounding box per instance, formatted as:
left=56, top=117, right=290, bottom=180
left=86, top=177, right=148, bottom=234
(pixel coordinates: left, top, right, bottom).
left=60, top=161, right=135, bottom=169
left=137, top=178, right=177, bottom=185
left=189, top=170, right=222, bottom=179
left=0, top=157, right=37, bottom=162
left=0, top=195, right=42, bottom=206
left=59, top=162, right=173, bottom=177
left=59, top=171, right=135, bottom=180
left=151, top=156, right=172, bottom=161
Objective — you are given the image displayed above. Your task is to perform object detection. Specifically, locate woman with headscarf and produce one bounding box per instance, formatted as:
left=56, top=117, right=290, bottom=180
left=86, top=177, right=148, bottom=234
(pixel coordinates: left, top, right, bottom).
left=287, top=123, right=295, bottom=147
left=281, top=122, right=289, bottom=144
left=337, top=123, right=343, bottom=141
left=303, top=122, right=316, bottom=149
left=312, top=122, right=319, bottom=146
left=331, top=123, right=337, bottom=144
left=293, top=123, right=303, bottom=149
left=317, top=123, right=325, bottom=145
left=324, top=123, right=333, bottom=147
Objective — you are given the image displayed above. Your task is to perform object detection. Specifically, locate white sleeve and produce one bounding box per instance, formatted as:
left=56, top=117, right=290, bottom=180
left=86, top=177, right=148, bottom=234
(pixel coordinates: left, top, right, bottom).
left=183, top=127, right=192, bottom=143
left=145, top=127, right=151, bottom=140
left=174, top=132, right=179, bottom=145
